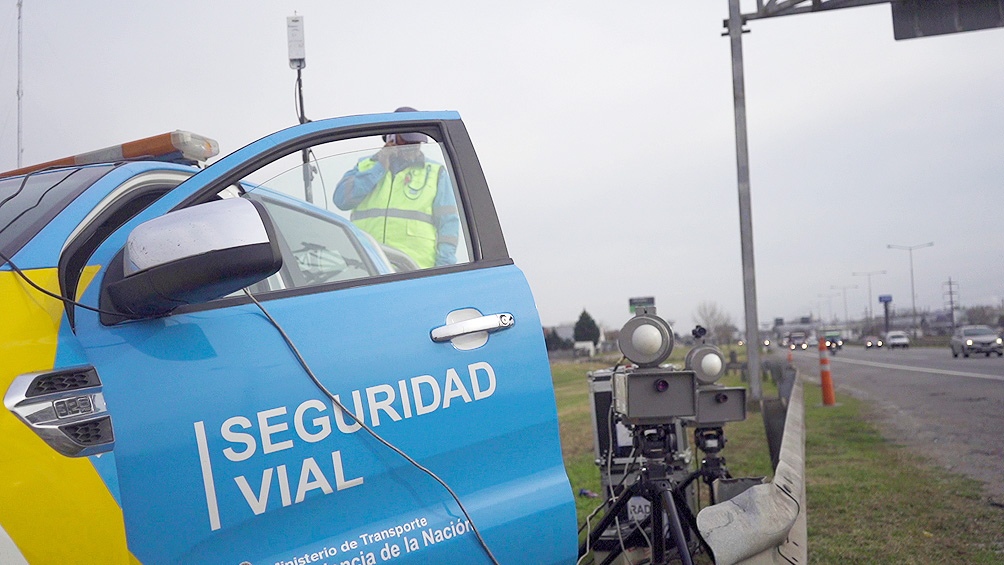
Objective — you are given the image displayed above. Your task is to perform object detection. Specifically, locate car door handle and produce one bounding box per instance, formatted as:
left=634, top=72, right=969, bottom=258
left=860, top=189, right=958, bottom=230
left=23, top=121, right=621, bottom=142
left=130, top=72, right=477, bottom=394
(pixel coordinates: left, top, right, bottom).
left=431, top=312, right=515, bottom=343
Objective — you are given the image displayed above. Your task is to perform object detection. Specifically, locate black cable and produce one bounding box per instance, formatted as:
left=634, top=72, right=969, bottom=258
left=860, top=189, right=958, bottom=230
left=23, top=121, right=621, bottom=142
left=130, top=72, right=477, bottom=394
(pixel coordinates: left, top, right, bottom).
left=307, top=148, right=328, bottom=207
left=0, top=249, right=141, bottom=319
left=293, top=72, right=303, bottom=124
left=0, top=167, right=80, bottom=239
left=0, top=170, right=32, bottom=213
left=293, top=69, right=310, bottom=125
left=242, top=289, right=500, bottom=565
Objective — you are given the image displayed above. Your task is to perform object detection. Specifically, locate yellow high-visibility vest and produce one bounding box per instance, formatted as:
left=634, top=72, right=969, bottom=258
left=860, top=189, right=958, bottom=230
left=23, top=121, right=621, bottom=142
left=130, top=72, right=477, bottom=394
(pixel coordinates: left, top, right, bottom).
left=351, top=159, right=441, bottom=269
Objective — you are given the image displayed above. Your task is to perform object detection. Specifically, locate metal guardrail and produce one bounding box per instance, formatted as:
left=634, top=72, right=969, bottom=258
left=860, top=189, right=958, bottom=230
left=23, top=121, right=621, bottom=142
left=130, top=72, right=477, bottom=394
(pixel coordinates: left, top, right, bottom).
left=696, top=372, right=807, bottom=565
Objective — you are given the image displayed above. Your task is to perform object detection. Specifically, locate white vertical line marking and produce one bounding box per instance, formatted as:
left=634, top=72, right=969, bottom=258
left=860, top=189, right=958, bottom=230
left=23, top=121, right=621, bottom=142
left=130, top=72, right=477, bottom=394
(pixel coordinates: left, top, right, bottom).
left=193, top=421, right=221, bottom=531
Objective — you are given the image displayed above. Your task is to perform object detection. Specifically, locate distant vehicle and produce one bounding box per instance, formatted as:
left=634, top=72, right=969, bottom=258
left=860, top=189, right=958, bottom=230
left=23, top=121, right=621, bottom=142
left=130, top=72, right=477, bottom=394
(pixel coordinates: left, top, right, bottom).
left=788, top=331, right=809, bottom=350
left=885, top=331, right=911, bottom=349
left=950, top=325, right=1004, bottom=358
left=864, top=335, right=883, bottom=349
left=823, top=330, right=843, bottom=352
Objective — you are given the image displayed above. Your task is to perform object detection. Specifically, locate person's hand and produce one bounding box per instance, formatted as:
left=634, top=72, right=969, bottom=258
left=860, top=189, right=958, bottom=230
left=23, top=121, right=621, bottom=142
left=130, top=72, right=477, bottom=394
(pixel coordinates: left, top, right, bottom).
left=374, top=146, right=394, bottom=169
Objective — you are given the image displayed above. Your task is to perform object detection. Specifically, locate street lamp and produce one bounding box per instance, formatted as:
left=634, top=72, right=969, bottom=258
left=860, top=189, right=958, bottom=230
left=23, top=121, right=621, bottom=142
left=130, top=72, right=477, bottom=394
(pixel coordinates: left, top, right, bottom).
left=887, top=242, right=934, bottom=337
left=852, top=270, right=886, bottom=327
left=817, top=292, right=839, bottom=325
left=831, top=284, right=858, bottom=326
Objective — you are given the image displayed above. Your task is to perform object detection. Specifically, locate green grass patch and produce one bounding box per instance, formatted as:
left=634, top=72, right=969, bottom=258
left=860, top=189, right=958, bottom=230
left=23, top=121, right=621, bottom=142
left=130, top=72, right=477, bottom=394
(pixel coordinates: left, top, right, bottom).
left=555, top=355, right=1004, bottom=563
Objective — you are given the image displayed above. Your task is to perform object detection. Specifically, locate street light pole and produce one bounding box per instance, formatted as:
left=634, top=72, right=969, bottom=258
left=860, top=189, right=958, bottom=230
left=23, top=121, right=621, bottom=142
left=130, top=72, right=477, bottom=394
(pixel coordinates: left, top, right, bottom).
left=852, top=270, right=886, bottom=328
left=887, top=242, right=934, bottom=337
left=831, top=284, right=857, bottom=325
left=818, top=293, right=839, bottom=325
left=726, top=0, right=762, bottom=401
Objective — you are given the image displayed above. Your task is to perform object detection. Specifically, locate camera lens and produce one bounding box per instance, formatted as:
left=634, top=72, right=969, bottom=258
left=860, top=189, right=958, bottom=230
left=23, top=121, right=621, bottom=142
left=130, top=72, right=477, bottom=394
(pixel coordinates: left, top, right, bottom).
left=654, top=378, right=669, bottom=392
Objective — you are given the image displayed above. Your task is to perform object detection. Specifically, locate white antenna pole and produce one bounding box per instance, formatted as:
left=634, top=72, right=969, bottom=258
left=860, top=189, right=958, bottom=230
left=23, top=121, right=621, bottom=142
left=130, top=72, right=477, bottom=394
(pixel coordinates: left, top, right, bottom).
left=17, top=0, right=23, bottom=167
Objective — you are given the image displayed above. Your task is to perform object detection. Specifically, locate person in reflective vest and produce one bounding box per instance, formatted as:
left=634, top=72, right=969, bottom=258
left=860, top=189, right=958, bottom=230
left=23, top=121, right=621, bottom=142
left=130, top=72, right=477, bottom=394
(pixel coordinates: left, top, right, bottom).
left=333, top=116, right=459, bottom=269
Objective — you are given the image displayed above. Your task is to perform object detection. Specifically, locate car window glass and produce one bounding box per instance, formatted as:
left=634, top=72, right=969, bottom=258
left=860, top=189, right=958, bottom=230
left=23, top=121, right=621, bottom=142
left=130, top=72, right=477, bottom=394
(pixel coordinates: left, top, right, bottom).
left=257, top=196, right=385, bottom=286
left=0, top=165, right=114, bottom=258
left=238, top=135, right=471, bottom=292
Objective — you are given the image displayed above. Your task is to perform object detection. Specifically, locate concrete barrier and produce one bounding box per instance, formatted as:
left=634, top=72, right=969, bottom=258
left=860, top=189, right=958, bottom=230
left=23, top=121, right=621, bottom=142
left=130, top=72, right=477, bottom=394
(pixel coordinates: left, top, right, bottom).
left=696, top=373, right=807, bottom=565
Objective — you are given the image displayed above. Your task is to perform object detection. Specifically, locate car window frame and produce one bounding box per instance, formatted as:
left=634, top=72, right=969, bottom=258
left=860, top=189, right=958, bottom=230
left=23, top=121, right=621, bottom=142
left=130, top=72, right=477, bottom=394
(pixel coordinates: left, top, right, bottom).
left=96, top=115, right=514, bottom=320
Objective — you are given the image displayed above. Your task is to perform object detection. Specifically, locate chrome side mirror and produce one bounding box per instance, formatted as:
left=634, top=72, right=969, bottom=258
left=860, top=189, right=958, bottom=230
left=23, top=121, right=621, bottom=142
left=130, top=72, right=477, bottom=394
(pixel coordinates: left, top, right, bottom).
left=103, top=198, right=282, bottom=318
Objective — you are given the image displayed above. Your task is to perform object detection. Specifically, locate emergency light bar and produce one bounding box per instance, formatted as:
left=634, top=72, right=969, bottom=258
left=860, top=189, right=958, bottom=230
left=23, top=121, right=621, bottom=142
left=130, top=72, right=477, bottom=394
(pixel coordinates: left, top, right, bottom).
left=0, top=130, right=220, bottom=179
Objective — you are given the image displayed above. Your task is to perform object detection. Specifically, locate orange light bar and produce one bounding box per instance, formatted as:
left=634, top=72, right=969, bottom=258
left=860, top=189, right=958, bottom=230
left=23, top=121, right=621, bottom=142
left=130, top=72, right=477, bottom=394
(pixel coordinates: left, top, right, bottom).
left=0, top=130, right=219, bottom=179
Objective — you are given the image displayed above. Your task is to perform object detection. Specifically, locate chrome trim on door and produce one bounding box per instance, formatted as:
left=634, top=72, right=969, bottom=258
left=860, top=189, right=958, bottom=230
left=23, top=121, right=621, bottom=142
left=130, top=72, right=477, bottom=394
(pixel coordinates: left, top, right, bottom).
left=431, top=312, right=514, bottom=342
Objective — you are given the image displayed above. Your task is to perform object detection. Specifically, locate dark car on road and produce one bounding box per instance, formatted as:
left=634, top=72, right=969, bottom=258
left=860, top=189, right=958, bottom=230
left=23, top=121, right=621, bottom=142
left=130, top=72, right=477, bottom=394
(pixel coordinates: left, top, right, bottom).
left=788, top=331, right=809, bottom=350
left=950, top=325, right=1004, bottom=358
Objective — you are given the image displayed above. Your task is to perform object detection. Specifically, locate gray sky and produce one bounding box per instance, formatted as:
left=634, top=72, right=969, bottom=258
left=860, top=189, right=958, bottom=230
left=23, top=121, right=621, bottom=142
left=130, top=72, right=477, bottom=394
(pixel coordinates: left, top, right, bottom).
left=2, top=1, right=1002, bottom=333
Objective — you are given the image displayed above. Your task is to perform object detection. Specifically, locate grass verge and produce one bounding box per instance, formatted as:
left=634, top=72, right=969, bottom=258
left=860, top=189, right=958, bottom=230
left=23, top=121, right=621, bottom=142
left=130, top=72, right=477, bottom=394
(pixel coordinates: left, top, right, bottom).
left=554, top=355, right=1004, bottom=563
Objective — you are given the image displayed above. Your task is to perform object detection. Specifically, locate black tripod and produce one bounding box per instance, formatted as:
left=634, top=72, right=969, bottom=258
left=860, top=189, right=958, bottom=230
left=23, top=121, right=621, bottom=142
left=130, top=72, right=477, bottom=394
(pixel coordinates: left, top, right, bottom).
left=679, top=427, right=732, bottom=506
left=579, top=426, right=701, bottom=565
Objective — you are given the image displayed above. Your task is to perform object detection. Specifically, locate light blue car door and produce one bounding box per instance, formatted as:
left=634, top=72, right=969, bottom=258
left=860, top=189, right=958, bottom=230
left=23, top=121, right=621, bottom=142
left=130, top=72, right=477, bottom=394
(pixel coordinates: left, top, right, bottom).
left=71, top=112, right=576, bottom=564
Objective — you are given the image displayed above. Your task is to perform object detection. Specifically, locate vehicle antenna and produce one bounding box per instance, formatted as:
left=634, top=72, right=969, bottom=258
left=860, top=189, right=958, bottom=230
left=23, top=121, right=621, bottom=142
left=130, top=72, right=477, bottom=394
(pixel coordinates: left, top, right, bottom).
left=17, top=0, right=24, bottom=167
left=287, top=13, right=314, bottom=203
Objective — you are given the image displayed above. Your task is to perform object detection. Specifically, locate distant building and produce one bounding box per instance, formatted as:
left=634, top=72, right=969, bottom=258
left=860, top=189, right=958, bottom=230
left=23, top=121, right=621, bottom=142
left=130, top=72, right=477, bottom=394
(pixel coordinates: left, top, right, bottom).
left=573, top=341, right=596, bottom=358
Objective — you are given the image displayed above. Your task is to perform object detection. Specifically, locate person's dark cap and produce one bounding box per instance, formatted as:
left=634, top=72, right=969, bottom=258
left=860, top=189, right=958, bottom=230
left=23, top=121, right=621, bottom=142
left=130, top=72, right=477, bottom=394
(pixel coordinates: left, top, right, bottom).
left=393, top=132, right=427, bottom=144
left=385, top=106, right=427, bottom=143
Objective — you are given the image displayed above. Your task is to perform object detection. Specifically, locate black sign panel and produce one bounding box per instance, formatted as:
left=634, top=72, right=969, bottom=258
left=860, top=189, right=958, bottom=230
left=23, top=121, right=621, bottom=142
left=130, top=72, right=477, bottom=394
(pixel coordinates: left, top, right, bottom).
left=893, top=0, right=1004, bottom=40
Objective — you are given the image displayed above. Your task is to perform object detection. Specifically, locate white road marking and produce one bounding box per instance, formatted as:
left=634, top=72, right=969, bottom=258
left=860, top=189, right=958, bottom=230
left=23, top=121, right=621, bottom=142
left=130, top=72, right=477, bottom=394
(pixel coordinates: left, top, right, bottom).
left=827, top=356, right=1004, bottom=382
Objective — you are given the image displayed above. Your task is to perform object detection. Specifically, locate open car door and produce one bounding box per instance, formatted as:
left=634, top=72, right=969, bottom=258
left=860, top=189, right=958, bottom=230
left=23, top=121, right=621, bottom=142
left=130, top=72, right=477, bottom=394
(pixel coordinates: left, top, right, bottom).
left=68, top=112, right=575, bottom=564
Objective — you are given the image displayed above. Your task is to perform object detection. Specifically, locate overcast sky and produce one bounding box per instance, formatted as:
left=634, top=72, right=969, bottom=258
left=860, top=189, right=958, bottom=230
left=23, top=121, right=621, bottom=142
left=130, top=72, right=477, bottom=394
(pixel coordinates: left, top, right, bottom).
left=2, top=1, right=1002, bottom=333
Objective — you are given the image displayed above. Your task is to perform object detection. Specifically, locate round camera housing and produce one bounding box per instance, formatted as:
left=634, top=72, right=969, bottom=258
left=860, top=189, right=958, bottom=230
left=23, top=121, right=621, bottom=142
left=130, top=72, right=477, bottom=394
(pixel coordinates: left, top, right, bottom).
left=685, top=344, right=726, bottom=384
left=618, top=313, right=674, bottom=368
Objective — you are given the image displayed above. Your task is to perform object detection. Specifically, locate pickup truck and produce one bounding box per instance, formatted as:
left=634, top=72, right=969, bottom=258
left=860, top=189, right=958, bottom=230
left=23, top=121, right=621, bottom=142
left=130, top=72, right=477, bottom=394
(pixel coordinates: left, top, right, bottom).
left=0, top=112, right=575, bottom=564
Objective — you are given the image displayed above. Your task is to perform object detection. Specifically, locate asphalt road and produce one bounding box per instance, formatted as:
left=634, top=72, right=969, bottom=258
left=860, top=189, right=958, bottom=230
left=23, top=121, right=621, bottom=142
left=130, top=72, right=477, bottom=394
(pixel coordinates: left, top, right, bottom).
left=784, top=344, right=1004, bottom=501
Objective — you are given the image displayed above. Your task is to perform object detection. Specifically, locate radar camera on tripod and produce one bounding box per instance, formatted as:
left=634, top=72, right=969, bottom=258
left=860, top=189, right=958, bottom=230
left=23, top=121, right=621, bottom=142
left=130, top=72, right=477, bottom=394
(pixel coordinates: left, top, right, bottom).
left=581, top=307, right=748, bottom=565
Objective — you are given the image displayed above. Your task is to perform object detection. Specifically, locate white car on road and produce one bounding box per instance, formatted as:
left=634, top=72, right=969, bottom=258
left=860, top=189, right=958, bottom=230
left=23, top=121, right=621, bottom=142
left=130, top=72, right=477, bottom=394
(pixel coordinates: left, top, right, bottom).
left=885, top=331, right=911, bottom=349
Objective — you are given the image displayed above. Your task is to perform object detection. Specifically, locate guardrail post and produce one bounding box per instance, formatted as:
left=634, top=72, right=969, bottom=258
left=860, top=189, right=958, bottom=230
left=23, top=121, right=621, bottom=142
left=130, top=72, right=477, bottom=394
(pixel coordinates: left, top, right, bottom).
left=818, top=338, right=835, bottom=406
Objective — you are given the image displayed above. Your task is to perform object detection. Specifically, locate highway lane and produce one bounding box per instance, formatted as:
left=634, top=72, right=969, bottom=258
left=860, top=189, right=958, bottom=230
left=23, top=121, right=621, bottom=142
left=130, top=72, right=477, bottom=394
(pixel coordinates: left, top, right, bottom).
left=784, top=344, right=1004, bottom=501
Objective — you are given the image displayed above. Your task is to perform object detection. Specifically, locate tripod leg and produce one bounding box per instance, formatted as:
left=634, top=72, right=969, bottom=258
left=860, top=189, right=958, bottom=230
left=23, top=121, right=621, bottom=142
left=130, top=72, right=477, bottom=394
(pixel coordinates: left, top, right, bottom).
left=659, top=487, right=694, bottom=565
left=579, top=480, right=641, bottom=558
left=672, top=488, right=715, bottom=562
left=651, top=488, right=665, bottom=564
